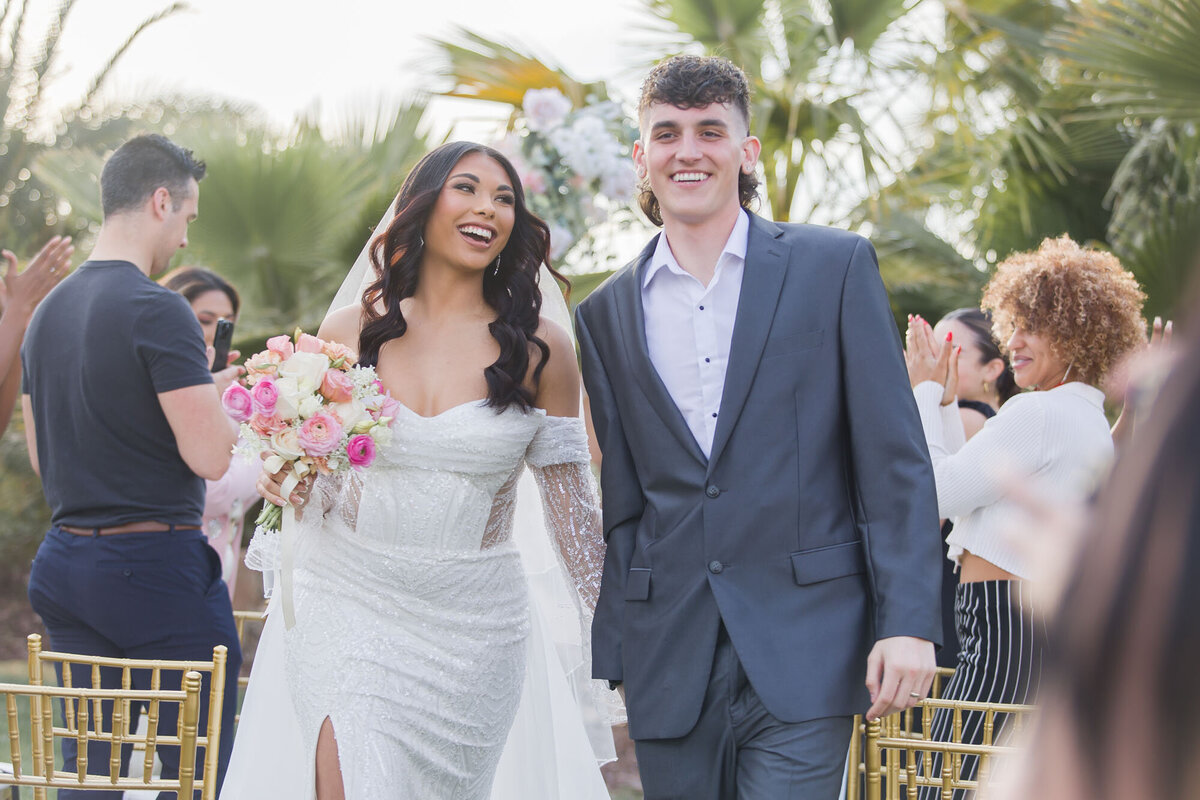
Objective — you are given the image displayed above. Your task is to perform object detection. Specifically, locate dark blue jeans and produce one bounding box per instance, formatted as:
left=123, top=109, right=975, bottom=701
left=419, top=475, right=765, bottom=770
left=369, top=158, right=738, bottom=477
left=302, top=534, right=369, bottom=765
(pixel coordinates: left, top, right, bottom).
left=27, top=525, right=242, bottom=799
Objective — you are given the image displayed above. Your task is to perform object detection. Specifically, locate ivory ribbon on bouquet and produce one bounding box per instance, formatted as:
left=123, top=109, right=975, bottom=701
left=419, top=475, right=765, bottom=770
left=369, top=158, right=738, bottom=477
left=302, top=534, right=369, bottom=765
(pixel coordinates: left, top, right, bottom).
left=279, top=471, right=302, bottom=630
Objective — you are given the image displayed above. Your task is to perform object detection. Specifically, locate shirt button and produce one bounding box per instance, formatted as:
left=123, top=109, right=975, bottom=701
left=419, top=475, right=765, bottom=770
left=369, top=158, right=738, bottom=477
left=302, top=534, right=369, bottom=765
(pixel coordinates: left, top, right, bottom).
left=698, top=305, right=705, bottom=310
left=706, top=486, right=720, bottom=498
left=705, top=357, right=711, bottom=363
left=711, top=412, right=717, bottom=418
left=708, top=560, right=724, bottom=574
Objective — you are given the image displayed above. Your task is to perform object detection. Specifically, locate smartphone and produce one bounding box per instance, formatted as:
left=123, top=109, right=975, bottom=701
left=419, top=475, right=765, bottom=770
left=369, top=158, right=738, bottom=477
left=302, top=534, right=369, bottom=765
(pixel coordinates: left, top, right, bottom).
left=211, top=318, right=235, bottom=372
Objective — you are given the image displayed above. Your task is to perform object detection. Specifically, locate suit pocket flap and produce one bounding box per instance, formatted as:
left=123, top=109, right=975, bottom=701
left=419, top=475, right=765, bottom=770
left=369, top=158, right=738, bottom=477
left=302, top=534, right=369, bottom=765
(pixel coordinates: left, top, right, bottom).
left=764, top=329, right=824, bottom=359
left=791, top=542, right=865, bottom=585
left=626, top=568, right=651, bottom=600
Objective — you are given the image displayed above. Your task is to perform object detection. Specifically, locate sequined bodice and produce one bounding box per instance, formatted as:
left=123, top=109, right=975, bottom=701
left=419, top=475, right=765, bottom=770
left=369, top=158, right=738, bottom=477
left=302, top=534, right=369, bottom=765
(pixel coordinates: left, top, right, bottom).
left=345, top=400, right=541, bottom=552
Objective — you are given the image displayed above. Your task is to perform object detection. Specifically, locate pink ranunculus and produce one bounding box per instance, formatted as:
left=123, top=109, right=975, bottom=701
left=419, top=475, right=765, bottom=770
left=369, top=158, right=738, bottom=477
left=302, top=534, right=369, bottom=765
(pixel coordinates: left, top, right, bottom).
left=296, top=333, right=325, bottom=354
left=345, top=434, right=376, bottom=468
left=221, top=383, right=253, bottom=422
left=297, top=411, right=343, bottom=457
left=266, top=335, right=295, bottom=360
left=251, top=378, right=280, bottom=416
left=320, top=368, right=354, bottom=403
left=250, top=412, right=287, bottom=437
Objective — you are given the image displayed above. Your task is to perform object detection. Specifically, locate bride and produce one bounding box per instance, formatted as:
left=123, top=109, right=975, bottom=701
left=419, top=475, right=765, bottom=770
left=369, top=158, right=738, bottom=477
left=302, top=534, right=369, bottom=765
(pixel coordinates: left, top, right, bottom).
left=220, top=141, right=620, bottom=799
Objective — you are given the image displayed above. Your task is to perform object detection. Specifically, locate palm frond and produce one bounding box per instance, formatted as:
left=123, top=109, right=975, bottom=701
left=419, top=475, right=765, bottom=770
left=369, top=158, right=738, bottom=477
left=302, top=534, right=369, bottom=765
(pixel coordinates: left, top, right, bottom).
left=76, top=1, right=187, bottom=109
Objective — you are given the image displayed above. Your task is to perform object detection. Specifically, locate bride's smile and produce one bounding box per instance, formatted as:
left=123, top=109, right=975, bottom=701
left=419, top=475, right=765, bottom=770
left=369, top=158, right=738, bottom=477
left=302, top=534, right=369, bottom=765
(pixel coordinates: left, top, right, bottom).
left=423, top=151, right=516, bottom=274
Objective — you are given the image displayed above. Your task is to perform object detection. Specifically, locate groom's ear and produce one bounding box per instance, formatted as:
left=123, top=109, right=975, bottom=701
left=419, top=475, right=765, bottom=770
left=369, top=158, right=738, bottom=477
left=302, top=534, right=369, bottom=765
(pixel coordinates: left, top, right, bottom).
left=632, top=140, right=647, bottom=180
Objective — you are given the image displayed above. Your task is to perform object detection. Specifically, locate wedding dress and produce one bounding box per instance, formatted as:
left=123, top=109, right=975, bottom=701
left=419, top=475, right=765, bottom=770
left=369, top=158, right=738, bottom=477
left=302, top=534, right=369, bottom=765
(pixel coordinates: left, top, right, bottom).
left=219, top=400, right=619, bottom=799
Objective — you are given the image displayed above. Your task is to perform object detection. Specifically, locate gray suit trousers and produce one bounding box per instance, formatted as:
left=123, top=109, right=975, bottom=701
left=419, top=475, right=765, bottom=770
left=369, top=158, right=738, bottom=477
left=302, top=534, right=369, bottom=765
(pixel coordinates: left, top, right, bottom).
left=634, top=624, right=853, bottom=800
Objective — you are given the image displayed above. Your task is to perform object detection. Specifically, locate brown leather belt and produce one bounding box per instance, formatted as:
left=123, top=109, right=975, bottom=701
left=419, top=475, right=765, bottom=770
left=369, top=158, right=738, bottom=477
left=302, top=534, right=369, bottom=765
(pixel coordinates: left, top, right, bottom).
left=58, top=521, right=202, bottom=537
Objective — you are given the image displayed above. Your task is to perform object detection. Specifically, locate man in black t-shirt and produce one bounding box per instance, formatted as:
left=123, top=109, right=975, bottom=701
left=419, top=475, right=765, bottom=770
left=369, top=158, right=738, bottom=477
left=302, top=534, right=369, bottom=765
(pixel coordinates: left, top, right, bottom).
left=21, top=134, right=243, bottom=798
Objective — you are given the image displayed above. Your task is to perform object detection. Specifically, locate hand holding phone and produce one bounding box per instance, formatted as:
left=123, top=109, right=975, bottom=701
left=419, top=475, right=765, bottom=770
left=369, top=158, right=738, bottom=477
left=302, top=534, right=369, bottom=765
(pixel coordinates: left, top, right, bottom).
left=211, top=318, right=235, bottom=372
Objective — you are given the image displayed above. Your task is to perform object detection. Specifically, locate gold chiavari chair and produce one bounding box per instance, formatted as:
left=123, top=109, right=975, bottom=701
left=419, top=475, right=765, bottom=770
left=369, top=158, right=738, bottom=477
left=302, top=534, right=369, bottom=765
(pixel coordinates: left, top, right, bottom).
left=846, top=667, right=957, bottom=800
left=0, top=668, right=206, bottom=799
left=855, top=695, right=1036, bottom=800
left=21, top=633, right=228, bottom=800
left=231, top=609, right=267, bottom=723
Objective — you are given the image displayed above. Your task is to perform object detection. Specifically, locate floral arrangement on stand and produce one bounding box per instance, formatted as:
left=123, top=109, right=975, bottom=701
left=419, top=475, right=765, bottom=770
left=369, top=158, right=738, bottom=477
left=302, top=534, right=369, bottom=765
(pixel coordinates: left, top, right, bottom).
left=496, top=88, right=638, bottom=266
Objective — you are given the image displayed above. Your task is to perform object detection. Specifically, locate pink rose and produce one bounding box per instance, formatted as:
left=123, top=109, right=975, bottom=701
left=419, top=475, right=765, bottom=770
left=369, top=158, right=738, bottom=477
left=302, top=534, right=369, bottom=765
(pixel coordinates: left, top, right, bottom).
left=250, top=412, right=287, bottom=437
left=296, top=333, right=325, bottom=354
left=297, top=411, right=343, bottom=457
left=243, top=350, right=282, bottom=381
left=320, top=369, right=354, bottom=403
left=221, top=383, right=253, bottom=422
left=266, top=335, right=295, bottom=360
left=251, top=378, right=279, bottom=415
left=345, top=434, right=376, bottom=468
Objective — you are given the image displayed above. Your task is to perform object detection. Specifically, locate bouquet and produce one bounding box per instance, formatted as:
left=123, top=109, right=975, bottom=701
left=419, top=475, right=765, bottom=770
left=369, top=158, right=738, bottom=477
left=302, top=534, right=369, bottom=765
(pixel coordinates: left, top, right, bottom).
left=221, top=330, right=397, bottom=626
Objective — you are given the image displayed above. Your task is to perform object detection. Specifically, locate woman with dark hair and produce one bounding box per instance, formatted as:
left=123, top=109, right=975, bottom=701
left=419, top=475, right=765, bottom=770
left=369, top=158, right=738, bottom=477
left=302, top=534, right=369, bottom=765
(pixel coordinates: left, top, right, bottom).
left=221, top=143, right=616, bottom=800
left=160, top=266, right=259, bottom=598
left=907, top=307, right=1016, bottom=668
left=905, top=236, right=1147, bottom=798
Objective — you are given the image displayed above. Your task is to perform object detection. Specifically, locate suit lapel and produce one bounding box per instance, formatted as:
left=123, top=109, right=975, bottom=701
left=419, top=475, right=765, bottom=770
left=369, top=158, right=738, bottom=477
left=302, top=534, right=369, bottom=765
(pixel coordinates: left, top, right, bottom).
left=615, top=235, right=708, bottom=467
left=707, top=215, right=789, bottom=471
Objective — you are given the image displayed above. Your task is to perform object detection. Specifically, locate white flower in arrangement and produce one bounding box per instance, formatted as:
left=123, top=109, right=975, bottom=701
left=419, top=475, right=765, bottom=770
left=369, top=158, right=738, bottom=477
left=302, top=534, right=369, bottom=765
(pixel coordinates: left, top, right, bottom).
left=278, top=352, right=330, bottom=395
left=297, top=395, right=323, bottom=419
left=273, top=376, right=302, bottom=420
left=523, top=88, right=573, bottom=132
left=547, top=222, right=575, bottom=261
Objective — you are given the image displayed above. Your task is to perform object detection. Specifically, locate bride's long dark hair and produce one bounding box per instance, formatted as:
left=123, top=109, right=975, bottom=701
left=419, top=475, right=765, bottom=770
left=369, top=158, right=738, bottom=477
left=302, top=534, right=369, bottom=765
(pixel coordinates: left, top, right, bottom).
left=358, top=141, right=562, bottom=411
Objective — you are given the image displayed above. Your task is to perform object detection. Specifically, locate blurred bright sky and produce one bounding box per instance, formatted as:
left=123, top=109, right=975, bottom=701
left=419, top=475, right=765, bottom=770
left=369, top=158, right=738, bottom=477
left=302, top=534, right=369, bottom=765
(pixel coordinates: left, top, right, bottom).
left=29, top=0, right=677, bottom=136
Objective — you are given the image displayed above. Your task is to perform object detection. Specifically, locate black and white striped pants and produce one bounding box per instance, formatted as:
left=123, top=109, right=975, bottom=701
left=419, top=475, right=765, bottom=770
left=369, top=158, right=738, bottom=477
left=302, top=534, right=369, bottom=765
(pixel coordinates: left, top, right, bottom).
left=917, top=580, right=1046, bottom=800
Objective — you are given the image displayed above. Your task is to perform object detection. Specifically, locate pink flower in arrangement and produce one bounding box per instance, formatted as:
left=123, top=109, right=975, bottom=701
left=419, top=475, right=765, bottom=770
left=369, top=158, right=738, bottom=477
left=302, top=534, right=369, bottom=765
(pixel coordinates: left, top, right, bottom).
left=266, top=335, right=295, bottom=360
left=243, top=350, right=282, bottom=380
left=345, top=434, right=376, bottom=468
left=221, top=384, right=253, bottom=422
left=251, top=378, right=280, bottom=416
left=322, top=340, right=356, bottom=365
left=249, top=412, right=288, bottom=437
left=296, top=333, right=325, bottom=354
left=320, top=369, right=354, bottom=403
left=297, top=411, right=343, bottom=457
left=372, top=393, right=401, bottom=422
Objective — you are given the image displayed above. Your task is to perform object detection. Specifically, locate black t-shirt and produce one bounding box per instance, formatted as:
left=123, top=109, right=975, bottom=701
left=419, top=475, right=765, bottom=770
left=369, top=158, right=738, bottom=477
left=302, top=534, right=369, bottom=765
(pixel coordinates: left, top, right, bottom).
left=21, top=260, right=214, bottom=527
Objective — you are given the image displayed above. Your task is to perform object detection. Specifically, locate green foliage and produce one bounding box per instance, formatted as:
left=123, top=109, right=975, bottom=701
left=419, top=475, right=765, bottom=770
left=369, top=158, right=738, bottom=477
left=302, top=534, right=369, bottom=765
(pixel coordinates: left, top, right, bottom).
left=0, top=420, right=49, bottom=564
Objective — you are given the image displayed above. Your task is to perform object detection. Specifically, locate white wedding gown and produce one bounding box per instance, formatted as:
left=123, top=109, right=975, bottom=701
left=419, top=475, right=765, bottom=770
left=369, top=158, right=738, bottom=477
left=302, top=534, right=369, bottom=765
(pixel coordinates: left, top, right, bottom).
left=219, top=400, right=619, bottom=799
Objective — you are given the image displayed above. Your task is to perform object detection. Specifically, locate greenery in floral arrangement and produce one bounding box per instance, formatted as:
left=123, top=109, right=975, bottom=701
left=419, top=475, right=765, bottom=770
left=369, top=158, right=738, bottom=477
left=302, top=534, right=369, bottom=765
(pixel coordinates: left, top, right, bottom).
left=495, top=88, right=639, bottom=269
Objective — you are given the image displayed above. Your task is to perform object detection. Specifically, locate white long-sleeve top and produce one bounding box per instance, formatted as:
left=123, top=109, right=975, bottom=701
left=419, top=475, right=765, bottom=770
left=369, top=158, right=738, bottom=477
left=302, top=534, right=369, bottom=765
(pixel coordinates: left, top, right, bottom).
left=912, top=380, right=1114, bottom=579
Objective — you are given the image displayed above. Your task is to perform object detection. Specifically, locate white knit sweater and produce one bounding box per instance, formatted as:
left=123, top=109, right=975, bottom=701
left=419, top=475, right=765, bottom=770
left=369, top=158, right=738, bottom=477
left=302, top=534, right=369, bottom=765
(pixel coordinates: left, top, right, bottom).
left=912, top=380, right=1114, bottom=579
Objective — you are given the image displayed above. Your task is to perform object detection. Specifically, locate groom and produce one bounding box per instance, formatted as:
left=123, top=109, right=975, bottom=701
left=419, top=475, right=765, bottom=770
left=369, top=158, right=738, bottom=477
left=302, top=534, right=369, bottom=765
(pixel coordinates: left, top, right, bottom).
left=576, top=55, right=941, bottom=798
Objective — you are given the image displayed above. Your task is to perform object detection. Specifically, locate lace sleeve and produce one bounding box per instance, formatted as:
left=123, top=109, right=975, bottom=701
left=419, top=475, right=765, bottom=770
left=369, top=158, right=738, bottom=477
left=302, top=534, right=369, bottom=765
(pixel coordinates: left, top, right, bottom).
left=524, top=415, right=605, bottom=613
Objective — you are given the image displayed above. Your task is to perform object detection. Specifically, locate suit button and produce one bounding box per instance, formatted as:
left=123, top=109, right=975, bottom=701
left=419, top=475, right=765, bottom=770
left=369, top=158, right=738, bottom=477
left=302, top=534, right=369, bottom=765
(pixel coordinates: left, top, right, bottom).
left=708, top=561, right=724, bottom=574
left=706, top=486, right=720, bottom=498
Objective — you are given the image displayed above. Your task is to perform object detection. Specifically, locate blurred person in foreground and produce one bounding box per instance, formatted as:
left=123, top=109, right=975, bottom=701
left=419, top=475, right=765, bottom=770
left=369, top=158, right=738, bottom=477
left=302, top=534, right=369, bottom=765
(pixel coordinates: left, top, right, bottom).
left=907, top=308, right=1017, bottom=670
left=999, top=279, right=1200, bottom=800
left=20, top=134, right=243, bottom=797
left=577, top=54, right=941, bottom=798
left=161, top=266, right=261, bottom=598
left=0, top=236, right=73, bottom=432
left=905, top=235, right=1146, bottom=799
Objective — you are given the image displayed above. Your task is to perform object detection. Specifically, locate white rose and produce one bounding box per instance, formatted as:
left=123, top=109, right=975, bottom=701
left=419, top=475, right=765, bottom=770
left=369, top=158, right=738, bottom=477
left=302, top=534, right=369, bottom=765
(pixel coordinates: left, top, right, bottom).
left=297, top=395, right=323, bottom=419
left=277, top=352, right=330, bottom=395
left=330, top=400, right=368, bottom=432
left=273, top=377, right=302, bottom=420
left=270, top=428, right=306, bottom=461
left=523, top=88, right=572, bottom=132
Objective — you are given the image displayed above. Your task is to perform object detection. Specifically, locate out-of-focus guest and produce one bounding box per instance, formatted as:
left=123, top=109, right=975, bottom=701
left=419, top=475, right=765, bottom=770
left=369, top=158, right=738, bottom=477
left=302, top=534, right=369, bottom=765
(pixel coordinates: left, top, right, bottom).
left=1002, top=298, right=1200, bottom=800
left=905, top=235, right=1147, bottom=799
left=160, top=266, right=260, bottom=599
left=907, top=307, right=1017, bottom=669
left=0, top=236, right=73, bottom=432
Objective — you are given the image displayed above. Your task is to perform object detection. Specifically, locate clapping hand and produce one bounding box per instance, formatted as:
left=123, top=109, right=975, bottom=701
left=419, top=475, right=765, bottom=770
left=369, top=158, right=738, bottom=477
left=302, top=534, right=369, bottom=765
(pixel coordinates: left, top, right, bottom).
left=0, top=236, right=74, bottom=319
left=904, top=314, right=960, bottom=405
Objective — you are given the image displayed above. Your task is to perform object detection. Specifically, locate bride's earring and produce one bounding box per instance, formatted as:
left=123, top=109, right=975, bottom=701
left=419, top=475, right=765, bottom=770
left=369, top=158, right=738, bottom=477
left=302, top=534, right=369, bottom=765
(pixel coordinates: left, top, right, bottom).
left=493, top=255, right=501, bottom=278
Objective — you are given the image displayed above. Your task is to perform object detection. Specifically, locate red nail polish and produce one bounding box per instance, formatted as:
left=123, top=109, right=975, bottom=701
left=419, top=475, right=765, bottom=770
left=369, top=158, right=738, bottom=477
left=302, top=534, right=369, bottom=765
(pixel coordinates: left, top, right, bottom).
left=946, top=332, right=953, bottom=342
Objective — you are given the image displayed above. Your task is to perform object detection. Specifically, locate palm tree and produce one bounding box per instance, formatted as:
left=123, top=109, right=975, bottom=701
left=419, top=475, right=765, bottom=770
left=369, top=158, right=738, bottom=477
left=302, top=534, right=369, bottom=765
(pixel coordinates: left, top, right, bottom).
left=0, top=0, right=185, bottom=252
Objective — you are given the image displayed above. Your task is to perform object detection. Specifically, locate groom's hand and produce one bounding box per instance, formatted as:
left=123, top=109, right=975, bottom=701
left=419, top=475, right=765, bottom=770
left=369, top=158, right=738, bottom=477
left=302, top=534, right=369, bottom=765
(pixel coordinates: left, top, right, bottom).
left=864, top=636, right=936, bottom=721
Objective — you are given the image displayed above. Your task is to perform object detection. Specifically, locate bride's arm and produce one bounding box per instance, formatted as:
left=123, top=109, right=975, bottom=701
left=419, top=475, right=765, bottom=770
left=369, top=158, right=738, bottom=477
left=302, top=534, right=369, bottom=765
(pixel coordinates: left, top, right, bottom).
left=526, top=320, right=605, bottom=613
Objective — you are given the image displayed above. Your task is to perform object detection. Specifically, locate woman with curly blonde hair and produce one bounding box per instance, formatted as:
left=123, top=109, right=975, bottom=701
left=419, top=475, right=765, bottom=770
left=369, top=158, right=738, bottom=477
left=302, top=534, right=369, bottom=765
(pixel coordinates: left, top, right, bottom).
left=905, top=235, right=1146, bottom=799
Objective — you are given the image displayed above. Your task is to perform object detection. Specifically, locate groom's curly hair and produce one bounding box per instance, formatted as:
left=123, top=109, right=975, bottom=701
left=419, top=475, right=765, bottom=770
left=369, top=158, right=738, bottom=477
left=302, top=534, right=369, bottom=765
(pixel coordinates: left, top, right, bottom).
left=636, top=55, right=760, bottom=226
left=358, top=141, right=565, bottom=411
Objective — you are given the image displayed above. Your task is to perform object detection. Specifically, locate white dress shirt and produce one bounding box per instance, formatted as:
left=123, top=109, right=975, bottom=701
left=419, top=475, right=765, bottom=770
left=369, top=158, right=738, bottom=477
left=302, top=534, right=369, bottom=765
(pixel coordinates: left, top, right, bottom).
left=641, top=210, right=749, bottom=458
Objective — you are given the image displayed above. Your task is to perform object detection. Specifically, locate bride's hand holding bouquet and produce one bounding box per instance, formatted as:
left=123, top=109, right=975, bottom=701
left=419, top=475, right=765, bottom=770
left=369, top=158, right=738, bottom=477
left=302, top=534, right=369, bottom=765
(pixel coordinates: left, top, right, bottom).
left=221, top=329, right=397, bottom=626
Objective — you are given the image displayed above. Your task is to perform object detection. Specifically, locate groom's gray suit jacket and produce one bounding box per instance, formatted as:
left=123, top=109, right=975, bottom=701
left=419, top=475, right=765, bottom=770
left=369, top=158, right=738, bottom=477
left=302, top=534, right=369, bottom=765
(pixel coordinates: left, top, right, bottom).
left=576, top=214, right=942, bottom=741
